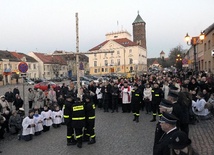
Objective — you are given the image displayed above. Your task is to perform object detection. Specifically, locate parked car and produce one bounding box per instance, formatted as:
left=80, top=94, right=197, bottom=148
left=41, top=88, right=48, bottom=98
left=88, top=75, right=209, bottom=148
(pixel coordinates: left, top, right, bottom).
left=34, top=78, right=46, bottom=83
left=34, top=81, right=57, bottom=91
left=73, top=80, right=89, bottom=88
left=80, top=76, right=91, bottom=81
left=25, top=79, right=34, bottom=85
left=51, top=77, right=63, bottom=82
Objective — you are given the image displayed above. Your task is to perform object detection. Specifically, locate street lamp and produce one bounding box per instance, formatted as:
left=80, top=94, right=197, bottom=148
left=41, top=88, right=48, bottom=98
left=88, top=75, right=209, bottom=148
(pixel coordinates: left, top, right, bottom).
left=184, top=32, right=205, bottom=73
left=176, top=54, right=182, bottom=70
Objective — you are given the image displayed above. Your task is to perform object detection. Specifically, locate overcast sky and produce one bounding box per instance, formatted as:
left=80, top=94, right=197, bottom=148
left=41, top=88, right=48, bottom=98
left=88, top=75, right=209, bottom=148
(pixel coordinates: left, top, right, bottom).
left=0, top=0, right=214, bottom=58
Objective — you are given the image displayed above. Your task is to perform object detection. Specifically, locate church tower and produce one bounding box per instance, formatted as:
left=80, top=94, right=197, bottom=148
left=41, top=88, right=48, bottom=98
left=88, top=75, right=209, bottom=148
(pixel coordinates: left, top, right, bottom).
left=132, top=12, right=146, bottom=49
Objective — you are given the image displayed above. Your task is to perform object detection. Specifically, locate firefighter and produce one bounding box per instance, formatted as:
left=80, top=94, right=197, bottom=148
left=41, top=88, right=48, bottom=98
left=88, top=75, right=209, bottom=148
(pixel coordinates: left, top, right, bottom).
left=131, top=83, right=142, bottom=123
left=150, top=82, right=164, bottom=122
left=63, top=95, right=76, bottom=146
left=84, top=95, right=96, bottom=144
left=72, top=98, right=85, bottom=148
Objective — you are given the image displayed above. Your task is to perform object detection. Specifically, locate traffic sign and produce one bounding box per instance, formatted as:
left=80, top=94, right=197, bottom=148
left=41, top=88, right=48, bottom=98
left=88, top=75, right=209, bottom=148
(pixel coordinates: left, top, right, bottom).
left=18, top=62, right=28, bottom=73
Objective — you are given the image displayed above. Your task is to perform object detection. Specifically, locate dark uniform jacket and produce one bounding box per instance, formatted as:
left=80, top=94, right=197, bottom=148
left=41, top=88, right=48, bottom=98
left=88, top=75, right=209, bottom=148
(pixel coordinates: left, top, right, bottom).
left=153, top=128, right=179, bottom=155
left=63, top=99, right=74, bottom=126
left=85, top=101, right=95, bottom=125
left=71, top=101, right=85, bottom=128
left=152, top=88, right=163, bottom=104
left=131, top=88, right=142, bottom=104
left=172, top=101, right=182, bottom=128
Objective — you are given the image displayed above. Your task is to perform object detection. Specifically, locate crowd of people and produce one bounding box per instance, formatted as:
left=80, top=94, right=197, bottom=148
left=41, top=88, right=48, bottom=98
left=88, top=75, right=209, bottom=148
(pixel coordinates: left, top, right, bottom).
left=0, top=70, right=214, bottom=154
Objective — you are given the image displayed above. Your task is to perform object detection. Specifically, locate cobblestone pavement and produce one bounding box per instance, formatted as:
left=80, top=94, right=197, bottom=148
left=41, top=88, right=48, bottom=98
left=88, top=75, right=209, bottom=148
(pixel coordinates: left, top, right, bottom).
left=189, top=118, right=214, bottom=155
left=0, top=108, right=155, bottom=155
left=0, top=84, right=213, bottom=155
left=0, top=107, right=213, bottom=155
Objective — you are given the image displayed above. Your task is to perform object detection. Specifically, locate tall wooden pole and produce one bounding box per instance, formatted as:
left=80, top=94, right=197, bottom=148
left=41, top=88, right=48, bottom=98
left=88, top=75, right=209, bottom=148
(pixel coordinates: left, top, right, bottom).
left=76, top=13, right=81, bottom=98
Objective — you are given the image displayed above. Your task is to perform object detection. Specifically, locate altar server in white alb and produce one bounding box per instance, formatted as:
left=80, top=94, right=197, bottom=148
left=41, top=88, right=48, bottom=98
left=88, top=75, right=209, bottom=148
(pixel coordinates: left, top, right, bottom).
left=41, top=105, right=52, bottom=132
left=52, top=105, right=63, bottom=128
left=33, top=109, right=43, bottom=135
left=121, top=81, right=132, bottom=113
left=21, top=109, right=35, bottom=141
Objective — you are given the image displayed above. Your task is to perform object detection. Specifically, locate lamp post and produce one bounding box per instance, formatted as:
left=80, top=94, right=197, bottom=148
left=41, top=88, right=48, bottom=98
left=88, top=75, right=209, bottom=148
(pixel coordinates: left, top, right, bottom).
left=176, top=54, right=182, bottom=71
left=185, top=32, right=205, bottom=73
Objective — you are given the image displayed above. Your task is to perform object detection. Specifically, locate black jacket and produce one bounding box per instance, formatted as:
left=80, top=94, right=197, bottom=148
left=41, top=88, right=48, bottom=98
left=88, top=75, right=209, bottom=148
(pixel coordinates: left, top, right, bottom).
left=111, top=86, right=119, bottom=98
left=85, top=101, right=95, bottom=126
left=153, top=128, right=179, bottom=155
left=101, top=84, right=112, bottom=100
left=152, top=88, right=163, bottom=104
left=131, top=88, right=142, bottom=104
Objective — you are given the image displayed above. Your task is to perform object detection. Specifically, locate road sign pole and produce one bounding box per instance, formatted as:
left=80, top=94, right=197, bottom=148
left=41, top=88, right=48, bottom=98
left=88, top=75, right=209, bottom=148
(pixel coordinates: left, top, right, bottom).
left=18, top=62, right=28, bottom=112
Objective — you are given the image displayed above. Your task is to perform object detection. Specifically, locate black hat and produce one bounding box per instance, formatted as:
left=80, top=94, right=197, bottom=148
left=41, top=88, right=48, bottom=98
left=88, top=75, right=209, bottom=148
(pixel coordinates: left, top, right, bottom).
left=159, top=112, right=178, bottom=125
left=168, top=91, right=179, bottom=98
left=169, top=131, right=191, bottom=149
left=133, top=83, right=138, bottom=87
left=169, top=85, right=179, bottom=91
left=124, top=81, right=128, bottom=84
left=160, top=99, right=173, bottom=108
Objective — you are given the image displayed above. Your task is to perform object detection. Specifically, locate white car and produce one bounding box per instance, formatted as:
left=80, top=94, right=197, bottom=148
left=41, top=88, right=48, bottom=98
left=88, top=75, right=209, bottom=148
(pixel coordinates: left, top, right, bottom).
left=25, top=79, right=34, bottom=85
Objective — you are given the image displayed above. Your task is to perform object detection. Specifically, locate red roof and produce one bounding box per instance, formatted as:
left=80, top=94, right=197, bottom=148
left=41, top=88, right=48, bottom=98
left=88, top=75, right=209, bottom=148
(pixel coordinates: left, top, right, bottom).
left=160, top=51, right=165, bottom=54
left=152, top=60, right=159, bottom=65
left=34, top=52, right=67, bottom=65
left=10, top=52, right=23, bottom=59
left=89, top=38, right=139, bottom=51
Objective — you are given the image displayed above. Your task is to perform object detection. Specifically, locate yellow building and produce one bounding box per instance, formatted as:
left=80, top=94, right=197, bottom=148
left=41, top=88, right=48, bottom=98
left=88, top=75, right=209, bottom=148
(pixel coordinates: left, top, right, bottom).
left=88, top=13, right=147, bottom=76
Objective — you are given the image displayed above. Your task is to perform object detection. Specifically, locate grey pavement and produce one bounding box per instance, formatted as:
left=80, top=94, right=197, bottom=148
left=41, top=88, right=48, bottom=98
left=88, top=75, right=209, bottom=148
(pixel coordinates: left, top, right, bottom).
left=0, top=108, right=155, bottom=155
left=0, top=84, right=213, bottom=155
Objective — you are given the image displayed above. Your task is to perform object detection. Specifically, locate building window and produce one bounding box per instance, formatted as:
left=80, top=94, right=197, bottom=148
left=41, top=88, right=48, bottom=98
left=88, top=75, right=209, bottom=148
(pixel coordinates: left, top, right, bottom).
left=94, top=61, right=97, bottom=67
left=205, top=61, right=207, bottom=70
left=105, top=60, right=108, bottom=66
left=105, top=53, right=107, bottom=57
left=117, top=67, right=121, bottom=72
left=117, top=51, right=120, bottom=55
left=98, top=68, right=100, bottom=72
left=204, top=43, right=207, bottom=51
left=28, top=64, right=31, bottom=69
left=47, top=72, right=50, bottom=75
left=129, top=58, right=133, bottom=64
left=111, top=52, right=113, bottom=56
left=33, top=64, right=36, bottom=69
left=94, top=69, right=97, bottom=73
left=105, top=68, right=108, bottom=72
left=117, top=59, right=120, bottom=65
left=94, top=53, right=97, bottom=57
left=111, top=59, right=114, bottom=65
left=208, top=40, right=211, bottom=50
left=129, top=49, right=132, bottom=54
left=137, top=40, right=141, bottom=45
left=4, top=64, right=7, bottom=69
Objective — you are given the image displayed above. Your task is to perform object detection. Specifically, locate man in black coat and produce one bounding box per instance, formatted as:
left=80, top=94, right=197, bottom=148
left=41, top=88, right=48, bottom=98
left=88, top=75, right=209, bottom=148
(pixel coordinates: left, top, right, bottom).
left=101, top=81, right=111, bottom=112
left=111, top=83, right=119, bottom=113
left=5, top=88, right=14, bottom=109
left=153, top=112, right=179, bottom=155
